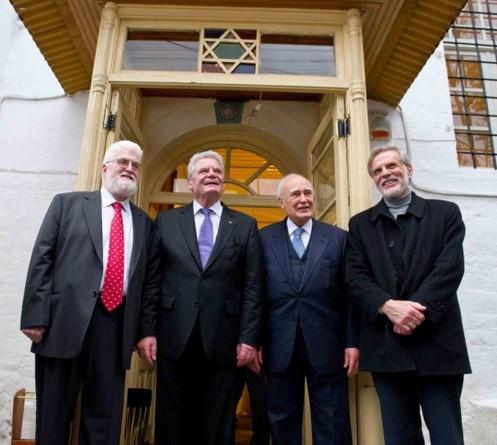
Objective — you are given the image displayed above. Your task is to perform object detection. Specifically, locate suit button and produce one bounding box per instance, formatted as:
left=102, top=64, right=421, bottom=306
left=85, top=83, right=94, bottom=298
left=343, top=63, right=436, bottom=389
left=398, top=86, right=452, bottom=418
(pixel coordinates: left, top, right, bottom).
left=388, top=241, right=395, bottom=248
left=194, top=302, right=200, bottom=308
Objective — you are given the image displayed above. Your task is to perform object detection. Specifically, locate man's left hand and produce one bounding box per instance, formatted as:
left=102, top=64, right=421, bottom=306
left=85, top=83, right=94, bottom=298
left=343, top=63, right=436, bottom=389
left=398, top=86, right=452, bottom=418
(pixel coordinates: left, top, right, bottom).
left=344, top=347, right=360, bottom=378
left=237, top=343, right=257, bottom=366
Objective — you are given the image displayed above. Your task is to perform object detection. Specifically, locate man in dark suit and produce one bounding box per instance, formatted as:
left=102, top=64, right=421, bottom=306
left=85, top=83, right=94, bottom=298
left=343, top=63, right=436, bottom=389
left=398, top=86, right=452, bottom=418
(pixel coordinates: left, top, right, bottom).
left=20, top=140, right=155, bottom=445
left=137, top=150, right=263, bottom=445
left=258, top=173, right=359, bottom=445
left=346, top=145, right=471, bottom=445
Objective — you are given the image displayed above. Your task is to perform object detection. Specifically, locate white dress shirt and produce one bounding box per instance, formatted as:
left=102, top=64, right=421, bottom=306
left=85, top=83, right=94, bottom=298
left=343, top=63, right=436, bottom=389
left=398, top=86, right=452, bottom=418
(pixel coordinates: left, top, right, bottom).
left=193, top=200, right=223, bottom=243
left=286, top=217, right=313, bottom=250
left=100, top=187, right=134, bottom=294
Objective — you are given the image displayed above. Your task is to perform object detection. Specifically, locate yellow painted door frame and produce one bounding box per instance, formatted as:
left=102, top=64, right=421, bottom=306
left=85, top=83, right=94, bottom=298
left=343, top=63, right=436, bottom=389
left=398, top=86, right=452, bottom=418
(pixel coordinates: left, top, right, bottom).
left=75, top=4, right=376, bottom=445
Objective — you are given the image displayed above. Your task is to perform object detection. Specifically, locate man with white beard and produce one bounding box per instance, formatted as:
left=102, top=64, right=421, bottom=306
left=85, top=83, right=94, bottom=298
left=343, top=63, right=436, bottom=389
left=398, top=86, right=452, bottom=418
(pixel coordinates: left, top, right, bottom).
left=20, top=140, right=155, bottom=445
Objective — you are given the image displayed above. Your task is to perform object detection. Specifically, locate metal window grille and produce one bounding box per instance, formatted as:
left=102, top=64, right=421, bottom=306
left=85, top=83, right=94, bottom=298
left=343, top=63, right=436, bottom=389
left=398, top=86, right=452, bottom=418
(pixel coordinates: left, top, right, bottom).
left=444, top=0, right=497, bottom=168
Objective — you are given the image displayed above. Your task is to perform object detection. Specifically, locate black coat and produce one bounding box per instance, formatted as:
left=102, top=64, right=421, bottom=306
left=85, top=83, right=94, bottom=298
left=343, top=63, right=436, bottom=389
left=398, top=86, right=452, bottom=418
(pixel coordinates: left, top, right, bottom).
left=20, top=191, right=155, bottom=369
left=345, top=193, right=471, bottom=375
left=260, top=219, right=358, bottom=373
left=140, top=203, right=263, bottom=364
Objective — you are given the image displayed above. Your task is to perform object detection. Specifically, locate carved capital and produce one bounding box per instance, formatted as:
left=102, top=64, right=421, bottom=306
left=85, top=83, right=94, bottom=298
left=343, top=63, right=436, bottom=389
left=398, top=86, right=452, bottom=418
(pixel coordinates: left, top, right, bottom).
left=346, top=8, right=362, bottom=35
left=91, top=74, right=108, bottom=93
left=101, top=2, right=118, bottom=31
left=350, top=80, right=366, bottom=101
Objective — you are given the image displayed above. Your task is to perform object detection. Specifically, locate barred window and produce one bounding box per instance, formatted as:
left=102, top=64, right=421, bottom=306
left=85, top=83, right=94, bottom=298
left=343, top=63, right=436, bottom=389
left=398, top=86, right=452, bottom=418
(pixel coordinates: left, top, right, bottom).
left=444, top=0, right=497, bottom=168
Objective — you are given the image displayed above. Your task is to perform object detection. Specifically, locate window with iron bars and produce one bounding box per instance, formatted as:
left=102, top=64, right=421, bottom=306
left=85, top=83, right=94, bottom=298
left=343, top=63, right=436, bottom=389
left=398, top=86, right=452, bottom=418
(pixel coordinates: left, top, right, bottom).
left=444, top=0, right=497, bottom=168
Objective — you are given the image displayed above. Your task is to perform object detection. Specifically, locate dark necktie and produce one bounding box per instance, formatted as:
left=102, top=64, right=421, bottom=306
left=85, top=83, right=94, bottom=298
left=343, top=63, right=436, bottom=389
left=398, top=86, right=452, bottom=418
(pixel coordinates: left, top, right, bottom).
left=198, top=208, right=213, bottom=268
left=101, top=202, right=124, bottom=311
left=292, top=227, right=305, bottom=258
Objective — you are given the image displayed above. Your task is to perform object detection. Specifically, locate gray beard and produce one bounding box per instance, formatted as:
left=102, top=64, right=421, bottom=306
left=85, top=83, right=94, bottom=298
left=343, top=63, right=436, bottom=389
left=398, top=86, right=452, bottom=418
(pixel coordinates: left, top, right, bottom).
left=106, top=177, right=137, bottom=199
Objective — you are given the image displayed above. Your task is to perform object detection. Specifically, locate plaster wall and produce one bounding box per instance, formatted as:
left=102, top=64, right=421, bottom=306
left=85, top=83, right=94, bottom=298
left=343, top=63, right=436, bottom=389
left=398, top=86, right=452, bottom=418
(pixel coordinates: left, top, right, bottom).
left=0, top=3, right=63, bottom=98
left=0, top=1, right=16, bottom=88
left=368, top=42, right=497, bottom=444
left=0, top=3, right=87, bottom=442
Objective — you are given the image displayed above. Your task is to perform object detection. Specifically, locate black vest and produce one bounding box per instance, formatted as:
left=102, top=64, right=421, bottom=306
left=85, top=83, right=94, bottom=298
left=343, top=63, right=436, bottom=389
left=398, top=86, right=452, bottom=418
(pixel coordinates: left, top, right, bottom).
left=287, top=234, right=309, bottom=288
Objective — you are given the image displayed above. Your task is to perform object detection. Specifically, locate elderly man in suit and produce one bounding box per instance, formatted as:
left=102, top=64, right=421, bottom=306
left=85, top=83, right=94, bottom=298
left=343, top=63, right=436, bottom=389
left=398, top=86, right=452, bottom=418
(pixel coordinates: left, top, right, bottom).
left=346, top=145, right=471, bottom=445
left=20, top=140, right=154, bottom=445
left=137, top=150, right=263, bottom=445
left=257, top=173, right=359, bottom=445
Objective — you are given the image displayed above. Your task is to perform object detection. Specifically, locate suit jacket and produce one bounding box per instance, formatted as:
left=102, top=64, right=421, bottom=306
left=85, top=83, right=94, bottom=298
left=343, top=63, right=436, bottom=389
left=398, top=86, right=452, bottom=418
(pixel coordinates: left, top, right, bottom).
left=20, top=191, right=155, bottom=369
left=345, top=193, right=471, bottom=375
left=259, top=218, right=358, bottom=373
left=140, top=203, right=263, bottom=364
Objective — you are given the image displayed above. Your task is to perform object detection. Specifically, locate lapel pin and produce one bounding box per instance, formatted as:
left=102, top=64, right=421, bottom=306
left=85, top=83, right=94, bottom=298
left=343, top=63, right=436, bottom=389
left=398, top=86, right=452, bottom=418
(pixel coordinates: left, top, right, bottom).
left=229, top=220, right=233, bottom=224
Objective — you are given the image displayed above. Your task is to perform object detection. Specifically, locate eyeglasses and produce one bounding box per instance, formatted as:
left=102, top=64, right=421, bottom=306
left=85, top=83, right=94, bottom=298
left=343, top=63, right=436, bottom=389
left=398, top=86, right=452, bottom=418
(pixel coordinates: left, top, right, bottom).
left=107, top=158, right=141, bottom=170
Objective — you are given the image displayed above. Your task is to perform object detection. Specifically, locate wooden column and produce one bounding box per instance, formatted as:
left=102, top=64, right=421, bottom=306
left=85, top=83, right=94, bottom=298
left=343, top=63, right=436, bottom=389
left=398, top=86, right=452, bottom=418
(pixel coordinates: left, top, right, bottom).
left=76, top=2, right=118, bottom=191
left=345, top=9, right=372, bottom=216
left=346, top=10, right=384, bottom=445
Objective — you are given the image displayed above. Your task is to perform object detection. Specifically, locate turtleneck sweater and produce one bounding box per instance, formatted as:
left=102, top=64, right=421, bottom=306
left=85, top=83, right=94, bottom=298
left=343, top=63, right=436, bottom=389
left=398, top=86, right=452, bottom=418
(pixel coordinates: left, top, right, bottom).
left=383, top=191, right=412, bottom=219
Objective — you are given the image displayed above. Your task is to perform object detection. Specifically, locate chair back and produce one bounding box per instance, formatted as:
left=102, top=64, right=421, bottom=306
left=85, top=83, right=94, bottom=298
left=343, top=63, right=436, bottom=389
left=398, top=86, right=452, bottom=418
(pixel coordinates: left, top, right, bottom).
left=124, top=388, right=152, bottom=445
left=11, top=388, right=35, bottom=445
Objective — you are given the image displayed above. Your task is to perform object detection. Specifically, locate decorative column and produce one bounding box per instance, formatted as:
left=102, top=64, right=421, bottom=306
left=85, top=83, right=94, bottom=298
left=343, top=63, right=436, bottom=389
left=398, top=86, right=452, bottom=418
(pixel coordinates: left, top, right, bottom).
left=346, top=9, right=372, bottom=216
left=76, top=2, right=118, bottom=190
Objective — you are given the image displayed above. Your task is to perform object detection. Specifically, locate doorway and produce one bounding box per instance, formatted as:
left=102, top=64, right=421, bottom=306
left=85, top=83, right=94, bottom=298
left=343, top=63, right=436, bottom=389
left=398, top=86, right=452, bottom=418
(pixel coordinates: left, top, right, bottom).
left=113, top=87, right=350, bottom=445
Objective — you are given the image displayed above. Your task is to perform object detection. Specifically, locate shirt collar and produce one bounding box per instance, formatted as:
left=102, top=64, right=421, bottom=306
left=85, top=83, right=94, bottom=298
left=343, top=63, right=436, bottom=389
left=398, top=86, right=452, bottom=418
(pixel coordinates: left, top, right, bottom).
left=371, top=191, right=424, bottom=222
left=286, top=217, right=313, bottom=236
left=100, top=187, right=131, bottom=213
left=193, top=199, right=223, bottom=216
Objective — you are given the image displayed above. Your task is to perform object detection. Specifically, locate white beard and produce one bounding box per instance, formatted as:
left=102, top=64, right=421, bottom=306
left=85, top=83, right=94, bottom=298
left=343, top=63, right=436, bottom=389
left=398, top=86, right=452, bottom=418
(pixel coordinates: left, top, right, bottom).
left=106, top=176, right=137, bottom=199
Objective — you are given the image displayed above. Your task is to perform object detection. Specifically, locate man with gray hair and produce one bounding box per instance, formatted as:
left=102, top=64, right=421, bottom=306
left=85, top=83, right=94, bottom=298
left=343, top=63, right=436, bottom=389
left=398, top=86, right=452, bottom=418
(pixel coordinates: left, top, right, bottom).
left=346, top=145, right=471, bottom=445
left=138, top=150, right=263, bottom=445
left=20, top=140, right=155, bottom=445
left=258, top=173, right=359, bottom=445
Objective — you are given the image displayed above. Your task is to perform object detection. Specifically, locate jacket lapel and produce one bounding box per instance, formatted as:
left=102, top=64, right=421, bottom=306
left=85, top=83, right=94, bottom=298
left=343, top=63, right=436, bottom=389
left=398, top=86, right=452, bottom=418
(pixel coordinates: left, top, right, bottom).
left=299, top=219, right=328, bottom=291
left=204, top=204, right=236, bottom=271
left=268, top=220, right=297, bottom=292
left=178, top=203, right=202, bottom=270
left=128, top=204, right=144, bottom=280
left=83, top=191, right=103, bottom=265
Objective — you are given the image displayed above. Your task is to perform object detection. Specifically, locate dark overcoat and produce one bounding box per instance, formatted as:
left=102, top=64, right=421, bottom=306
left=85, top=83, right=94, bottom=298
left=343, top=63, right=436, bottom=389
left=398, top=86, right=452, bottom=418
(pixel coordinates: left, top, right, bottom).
left=345, top=193, right=471, bottom=375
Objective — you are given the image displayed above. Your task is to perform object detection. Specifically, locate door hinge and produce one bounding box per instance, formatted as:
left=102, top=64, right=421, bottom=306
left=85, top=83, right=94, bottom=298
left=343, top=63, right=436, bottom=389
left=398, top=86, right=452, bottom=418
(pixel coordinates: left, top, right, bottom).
left=337, top=116, right=350, bottom=138
left=104, top=112, right=116, bottom=132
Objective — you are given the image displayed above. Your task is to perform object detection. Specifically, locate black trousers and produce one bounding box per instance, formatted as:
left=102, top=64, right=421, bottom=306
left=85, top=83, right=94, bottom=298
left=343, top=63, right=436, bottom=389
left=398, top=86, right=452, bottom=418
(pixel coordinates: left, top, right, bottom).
left=155, top=322, right=236, bottom=445
left=266, top=327, right=352, bottom=445
left=228, top=367, right=270, bottom=445
left=373, top=372, right=465, bottom=445
left=35, top=301, right=125, bottom=445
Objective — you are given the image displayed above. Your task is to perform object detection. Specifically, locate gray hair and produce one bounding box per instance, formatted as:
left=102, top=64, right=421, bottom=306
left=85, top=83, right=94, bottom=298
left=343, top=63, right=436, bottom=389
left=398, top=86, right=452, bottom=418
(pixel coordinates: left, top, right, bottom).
left=187, top=150, right=225, bottom=178
left=276, top=174, right=314, bottom=198
left=367, top=145, right=411, bottom=176
left=103, top=140, right=143, bottom=165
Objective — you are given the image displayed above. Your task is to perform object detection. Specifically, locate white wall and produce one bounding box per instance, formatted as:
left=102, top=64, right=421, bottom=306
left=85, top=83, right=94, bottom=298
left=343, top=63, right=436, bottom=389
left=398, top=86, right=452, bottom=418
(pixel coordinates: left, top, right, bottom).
left=1, top=1, right=497, bottom=443
left=368, top=42, right=497, bottom=444
left=0, top=3, right=87, bottom=443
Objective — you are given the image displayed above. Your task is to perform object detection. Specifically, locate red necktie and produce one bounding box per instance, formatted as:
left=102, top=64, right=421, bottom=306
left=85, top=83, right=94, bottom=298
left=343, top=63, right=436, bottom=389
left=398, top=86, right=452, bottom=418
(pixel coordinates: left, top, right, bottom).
left=101, top=202, right=124, bottom=312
